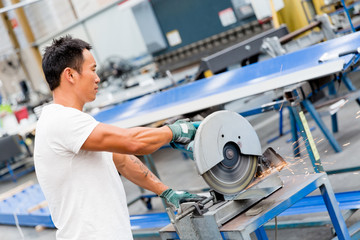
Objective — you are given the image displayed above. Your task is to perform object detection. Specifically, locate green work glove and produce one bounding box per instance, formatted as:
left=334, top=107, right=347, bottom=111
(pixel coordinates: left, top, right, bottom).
left=160, top=188, right=206, bottom=209
left=167, top=120, right=197, bottom=144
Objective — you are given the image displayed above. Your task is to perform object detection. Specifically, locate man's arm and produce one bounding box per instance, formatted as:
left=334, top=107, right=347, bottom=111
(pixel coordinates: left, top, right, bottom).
left=82, top=119, right=197, bottom=155
left=82, top=123, right=173, bottom=155
left=112, top=153, right=168, bottom=195
left=113, top=153, right=207, bottom=208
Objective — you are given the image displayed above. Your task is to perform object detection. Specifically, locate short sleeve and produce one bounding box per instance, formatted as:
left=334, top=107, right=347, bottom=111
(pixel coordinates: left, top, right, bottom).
left=50, top=107, right=99, bottom=154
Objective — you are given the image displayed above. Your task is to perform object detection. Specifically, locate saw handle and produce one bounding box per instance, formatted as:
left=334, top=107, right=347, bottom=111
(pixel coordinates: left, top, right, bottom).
left=169, top=121, right=201, bottom=159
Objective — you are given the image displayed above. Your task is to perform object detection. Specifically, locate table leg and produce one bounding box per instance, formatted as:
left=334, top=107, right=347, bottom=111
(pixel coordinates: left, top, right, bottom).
left=302, top=99, right=342, bottom=153
left=255, top=226, right=269, bottom=240
left=288, top=106, right=300, bottom=157
left=320, top=178, right=351, bottom=240
left=342, top=75, right=360, bottom=106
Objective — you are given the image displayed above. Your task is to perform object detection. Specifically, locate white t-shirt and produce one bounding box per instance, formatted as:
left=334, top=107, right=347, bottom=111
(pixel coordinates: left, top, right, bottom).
left=34, top=104, right=133, bottom=240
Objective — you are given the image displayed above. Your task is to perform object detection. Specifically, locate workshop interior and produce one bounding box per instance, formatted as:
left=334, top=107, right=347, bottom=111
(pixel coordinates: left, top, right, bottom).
left=1, top=0, right=360, bottom=239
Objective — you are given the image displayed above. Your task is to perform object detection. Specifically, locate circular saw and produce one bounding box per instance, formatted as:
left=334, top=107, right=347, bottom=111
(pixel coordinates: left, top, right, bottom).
left=193, top=110, right=262, bottom=196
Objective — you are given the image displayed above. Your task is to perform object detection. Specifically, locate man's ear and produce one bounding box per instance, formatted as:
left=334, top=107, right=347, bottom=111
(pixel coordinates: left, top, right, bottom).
left=63, top=68, right=75, bottom=84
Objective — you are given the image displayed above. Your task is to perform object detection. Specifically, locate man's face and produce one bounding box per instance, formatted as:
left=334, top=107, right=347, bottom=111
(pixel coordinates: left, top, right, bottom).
left=73, top=49, right=100, bottom=103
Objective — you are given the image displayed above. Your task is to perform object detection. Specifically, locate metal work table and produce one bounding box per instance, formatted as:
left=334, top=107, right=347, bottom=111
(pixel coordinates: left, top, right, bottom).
left=159, top=173, right=351, bottom=240
left=93, top=31, right=360, bottom=129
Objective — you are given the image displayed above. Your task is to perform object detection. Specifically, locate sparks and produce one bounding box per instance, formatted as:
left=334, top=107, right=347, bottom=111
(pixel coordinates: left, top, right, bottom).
left=321, top=161, right=335, bottom=165
left=279, top=101, right=284, bottom=111
left=343, top=142, right=351, bottom=147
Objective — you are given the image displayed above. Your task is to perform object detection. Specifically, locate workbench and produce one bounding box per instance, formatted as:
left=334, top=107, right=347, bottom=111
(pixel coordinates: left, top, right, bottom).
left=93, top=30, right=360, bottom=136
left=159, top=173, right=351, bottom=240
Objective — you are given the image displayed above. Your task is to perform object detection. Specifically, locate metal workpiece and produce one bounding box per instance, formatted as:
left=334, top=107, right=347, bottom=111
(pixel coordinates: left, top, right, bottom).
left=257, top=147, right=287, bottom=175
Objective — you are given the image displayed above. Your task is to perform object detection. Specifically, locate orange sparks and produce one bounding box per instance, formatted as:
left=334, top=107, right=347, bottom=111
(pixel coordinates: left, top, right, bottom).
left=321, top=161, right=334, bottom=165
left=356, top=115, right=360, bottom=119
left=279, top=101, right=284, bottom=111
left=292, top=138, right=303, bottom=146
left=316, top=138, right=324, bottom=144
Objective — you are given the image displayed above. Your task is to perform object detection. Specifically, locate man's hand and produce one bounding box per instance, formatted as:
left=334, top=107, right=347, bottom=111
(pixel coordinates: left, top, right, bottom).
left=160, top=188, right=206, bottom=209
left=167, top=120, right=196, bottom=144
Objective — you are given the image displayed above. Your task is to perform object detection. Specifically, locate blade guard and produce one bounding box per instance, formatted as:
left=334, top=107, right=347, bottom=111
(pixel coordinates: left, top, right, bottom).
left=193, top=110, right=262, bottom=175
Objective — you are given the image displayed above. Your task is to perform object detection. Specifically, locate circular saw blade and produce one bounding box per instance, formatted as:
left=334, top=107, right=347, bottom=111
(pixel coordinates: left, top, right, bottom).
left=202, top=152, right=258, bottom=195
left=193, top=110, right=261, bottom=195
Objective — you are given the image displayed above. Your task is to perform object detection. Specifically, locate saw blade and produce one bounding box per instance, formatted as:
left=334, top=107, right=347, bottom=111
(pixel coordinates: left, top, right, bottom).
left=202, top=144, right=258, bottom=195
left=192, top=110, right=262, bottom=196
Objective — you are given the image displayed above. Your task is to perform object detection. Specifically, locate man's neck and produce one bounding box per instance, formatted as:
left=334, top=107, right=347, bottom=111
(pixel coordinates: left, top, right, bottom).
left=53, top=92, right=84, bottom=111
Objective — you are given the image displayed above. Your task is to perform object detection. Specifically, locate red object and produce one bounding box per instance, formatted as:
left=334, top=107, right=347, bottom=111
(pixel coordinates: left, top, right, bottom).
left=10, top=18, right=18, bottom=29
left=14, top=107, right=29, bottom=123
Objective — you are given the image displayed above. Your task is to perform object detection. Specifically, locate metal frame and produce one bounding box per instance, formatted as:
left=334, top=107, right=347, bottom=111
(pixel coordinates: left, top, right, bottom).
left=340, top=0, right=356, bottom=33
left=287, top=104, right=324, bottom=173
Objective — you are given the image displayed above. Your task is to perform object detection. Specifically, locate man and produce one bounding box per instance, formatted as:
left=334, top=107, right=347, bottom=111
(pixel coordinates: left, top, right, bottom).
left=34, top=36, right=204, bottom=240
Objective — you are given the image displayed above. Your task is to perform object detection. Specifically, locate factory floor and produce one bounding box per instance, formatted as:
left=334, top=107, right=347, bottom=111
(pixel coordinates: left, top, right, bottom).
left=1, top=74, right=360, bottom=239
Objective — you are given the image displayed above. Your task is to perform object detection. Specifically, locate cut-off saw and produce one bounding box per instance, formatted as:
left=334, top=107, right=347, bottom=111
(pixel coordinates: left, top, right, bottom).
left=166, top=110, right=287, bottom=240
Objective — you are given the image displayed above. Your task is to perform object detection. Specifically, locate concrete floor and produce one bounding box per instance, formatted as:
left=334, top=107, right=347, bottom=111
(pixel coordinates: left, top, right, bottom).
left=1, top=74, right=360, bottom=239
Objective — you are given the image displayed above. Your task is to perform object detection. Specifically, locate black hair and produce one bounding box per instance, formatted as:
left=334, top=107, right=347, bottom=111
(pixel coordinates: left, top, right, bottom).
left=42, top=35, right=92, bottom=91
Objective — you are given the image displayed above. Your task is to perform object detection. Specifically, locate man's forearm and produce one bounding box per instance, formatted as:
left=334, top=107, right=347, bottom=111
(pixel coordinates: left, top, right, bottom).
left=82, top=124, right=173, bottom=155
left=113, top=153, right=168, bottom=195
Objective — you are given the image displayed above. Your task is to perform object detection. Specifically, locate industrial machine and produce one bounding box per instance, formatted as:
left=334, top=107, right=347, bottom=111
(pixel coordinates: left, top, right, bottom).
left=166, top=111, right=287, bottom=239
